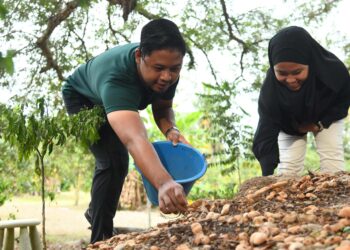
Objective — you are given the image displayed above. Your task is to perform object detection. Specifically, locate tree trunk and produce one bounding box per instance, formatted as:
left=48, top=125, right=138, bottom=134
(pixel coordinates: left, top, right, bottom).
left=74, top=168, right=81, bottom=206
left=37, top=151, right=47, bottom=250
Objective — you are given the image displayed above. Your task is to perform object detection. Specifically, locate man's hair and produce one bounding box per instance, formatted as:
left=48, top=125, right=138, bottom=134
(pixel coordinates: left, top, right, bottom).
left=140, top=18, right=186, bottom=56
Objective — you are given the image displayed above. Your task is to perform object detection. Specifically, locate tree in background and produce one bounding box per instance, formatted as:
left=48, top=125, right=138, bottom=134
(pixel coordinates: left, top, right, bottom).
left=0, top=99, right=104, bottom=249
left=0, top=141, right=31, bottom=206
left=0, top=0, right=344, bottom=102
left=0, top=0, right=348, bottom=203
left=45, top=139, right=95, bottom=205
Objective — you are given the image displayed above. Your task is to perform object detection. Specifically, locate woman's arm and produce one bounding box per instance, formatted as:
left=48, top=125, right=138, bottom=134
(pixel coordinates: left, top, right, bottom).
left=320, top=81, right=350, bottom=128
left=253, top=86, right=281, bottom=176
left=253, top=116, right=280, bottom=176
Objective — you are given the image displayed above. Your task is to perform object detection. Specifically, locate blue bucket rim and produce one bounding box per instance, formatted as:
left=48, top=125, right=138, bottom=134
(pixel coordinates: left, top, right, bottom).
left=152, top=141, right=207, bottom=184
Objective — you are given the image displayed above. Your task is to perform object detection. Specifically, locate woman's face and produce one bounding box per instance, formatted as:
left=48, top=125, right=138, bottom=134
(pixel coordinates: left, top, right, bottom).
left=273, top=62, right=309, bottom=91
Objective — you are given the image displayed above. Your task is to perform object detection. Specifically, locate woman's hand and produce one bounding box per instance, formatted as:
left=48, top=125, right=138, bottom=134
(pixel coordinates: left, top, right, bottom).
left=298, top=123, right=320, bottom=133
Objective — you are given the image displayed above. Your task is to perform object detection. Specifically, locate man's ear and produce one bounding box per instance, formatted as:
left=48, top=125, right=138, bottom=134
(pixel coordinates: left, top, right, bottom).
left=135, top=48, right=141, bottom=64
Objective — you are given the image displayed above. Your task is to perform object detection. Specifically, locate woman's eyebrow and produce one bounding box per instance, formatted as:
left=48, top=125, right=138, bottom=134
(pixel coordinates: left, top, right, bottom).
left=275, top=68, right=303, bottom=73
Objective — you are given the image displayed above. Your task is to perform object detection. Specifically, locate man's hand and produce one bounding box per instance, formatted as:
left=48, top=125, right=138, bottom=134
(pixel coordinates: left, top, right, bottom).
left=158, top=180, right=188, bottom=214
left=151, top=99, right=191, bottom=146
left=166, top=129, right=191, bottom=146
left=298, top=123, right=320, bottom=133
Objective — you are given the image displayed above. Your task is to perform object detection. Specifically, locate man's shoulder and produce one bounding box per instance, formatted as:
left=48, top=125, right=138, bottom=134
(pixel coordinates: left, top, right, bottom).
left=106, top=43, right=139, bottom=55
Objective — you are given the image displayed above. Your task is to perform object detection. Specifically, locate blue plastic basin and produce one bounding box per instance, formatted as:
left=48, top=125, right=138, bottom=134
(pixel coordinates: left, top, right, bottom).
left=136, top=141, right=207, bottom=205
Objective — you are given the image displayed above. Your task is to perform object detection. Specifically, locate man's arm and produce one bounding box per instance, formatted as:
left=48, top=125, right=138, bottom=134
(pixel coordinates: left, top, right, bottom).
left=152, top=98, right=190, bottom=145
left=107, top=110, right=187, bottom=213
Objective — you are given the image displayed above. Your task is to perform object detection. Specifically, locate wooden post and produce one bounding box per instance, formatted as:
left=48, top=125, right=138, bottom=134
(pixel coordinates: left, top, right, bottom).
left=0, top=228, right=4, bottom=249
left=3, top=228, right=14, bottom=250
left=29, top=225, right=41, bottom=250
left=19, top=227, right=31, bottom=250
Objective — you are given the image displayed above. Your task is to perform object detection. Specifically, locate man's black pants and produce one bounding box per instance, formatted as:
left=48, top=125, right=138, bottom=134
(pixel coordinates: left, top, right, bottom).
left=62, top=87, right=129, bottom=243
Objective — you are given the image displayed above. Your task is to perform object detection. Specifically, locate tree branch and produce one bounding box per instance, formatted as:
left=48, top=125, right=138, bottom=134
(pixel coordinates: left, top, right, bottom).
left=107, top=4, right=131, bottom=43
left=219, top=0, right=251, bottom=76
left=36, top=0, right=80, bottom=81
left=134, top=5, right=160, bottom=20
left=107, top=0, right=137, bottom=21
left=187, top=37, right=219, bottom=87
left=219, top=0, right=245, bottom=45
left=70, top=13, right=90, bottom=62
left=301, top=0, right=341, bottom=22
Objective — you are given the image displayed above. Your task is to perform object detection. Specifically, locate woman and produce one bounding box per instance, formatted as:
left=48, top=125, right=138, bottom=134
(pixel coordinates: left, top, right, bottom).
left=253, top=26, right=350, bottom=176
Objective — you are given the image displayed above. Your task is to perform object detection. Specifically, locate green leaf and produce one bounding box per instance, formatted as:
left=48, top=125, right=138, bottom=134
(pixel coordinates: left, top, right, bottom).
left=47, top=192, right=55, bottom=201
left=0, top=3, right=8, bottom=19
left=78, top=0, right=90, bottom=9
left=48, top=142, right=53, bottom=155
left=35, top=155, right=41, bottom=175
left=0, top=52, right=14, bottom=75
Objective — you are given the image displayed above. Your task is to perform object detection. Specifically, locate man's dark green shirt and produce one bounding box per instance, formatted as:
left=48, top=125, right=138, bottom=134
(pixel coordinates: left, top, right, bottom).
left=62, top=43, right=177, bottom=114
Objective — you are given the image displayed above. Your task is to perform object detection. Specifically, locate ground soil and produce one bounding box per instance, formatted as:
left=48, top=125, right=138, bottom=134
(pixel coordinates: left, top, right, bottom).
left=87, top=171, right=350, bottom=250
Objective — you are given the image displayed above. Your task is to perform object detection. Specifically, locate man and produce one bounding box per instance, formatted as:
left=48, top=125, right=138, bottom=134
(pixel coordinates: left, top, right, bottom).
left=62, top=18, right=189, bottom=243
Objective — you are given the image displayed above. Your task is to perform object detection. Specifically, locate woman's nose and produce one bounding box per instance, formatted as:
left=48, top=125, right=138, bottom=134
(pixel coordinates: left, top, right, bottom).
left=286, top=75, right=296, bottom=83
left=160, top=70, right=172, bottom=81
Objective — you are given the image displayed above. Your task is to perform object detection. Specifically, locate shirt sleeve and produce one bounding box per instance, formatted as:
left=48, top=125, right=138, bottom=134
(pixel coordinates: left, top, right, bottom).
left=101, top=81, right=141, bottom=114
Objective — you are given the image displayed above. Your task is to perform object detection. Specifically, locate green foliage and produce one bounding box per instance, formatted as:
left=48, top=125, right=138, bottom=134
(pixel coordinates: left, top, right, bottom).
left=303, top=117, right=350, bottom=173
left=0, top=140, right=36, bottom=204
left=0, top=98, right=104, bottom=207
left=0, top=138, right=94, bottom=200
left=0, top=2, right=7, bottom=19
left=0, top=97, right=104, bottom=248
left=198, top=79, right=255, bottom=172
left=297, top=0, right=340, bottom=24
left=0, top=98, right=103, bottom=160
left=0, top=179, right=9, bottom=206
left=188, top=159, right=261, bottom=200
left=0, top=0, right=347, bottom=204
left=0, top=50, right=14, bottom=75
left=141, top=107, right=208, bottom=151
left=0, top=98, right=104, bottom=162
left=343, top=117, right=350, bottom=162
left=47, top=139, right=95, bottom=192
left=0, top=141, right=13, bottom=205
left=343, top=226, right=350, bottom=233
left=78, top=0, right=93, bottom=9
left=304, top=135, right=321, bottom=173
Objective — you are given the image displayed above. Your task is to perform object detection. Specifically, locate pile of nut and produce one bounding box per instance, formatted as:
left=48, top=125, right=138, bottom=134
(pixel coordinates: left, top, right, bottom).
left=88, top=172, right=350, bottom=250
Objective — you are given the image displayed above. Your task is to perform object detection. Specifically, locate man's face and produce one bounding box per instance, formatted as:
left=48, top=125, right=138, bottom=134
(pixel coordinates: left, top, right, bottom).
left=135, top=48, right=183, bottom=93
left=273, top=62, right=309, bottom=91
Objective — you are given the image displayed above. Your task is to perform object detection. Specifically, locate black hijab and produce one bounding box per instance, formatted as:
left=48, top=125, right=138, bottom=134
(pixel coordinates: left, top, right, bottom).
left=260, top=26, right=350, bottom=134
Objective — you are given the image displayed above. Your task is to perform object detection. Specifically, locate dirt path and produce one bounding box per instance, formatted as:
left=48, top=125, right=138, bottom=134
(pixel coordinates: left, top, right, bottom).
left=0, top=191, right=170, bottom=248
